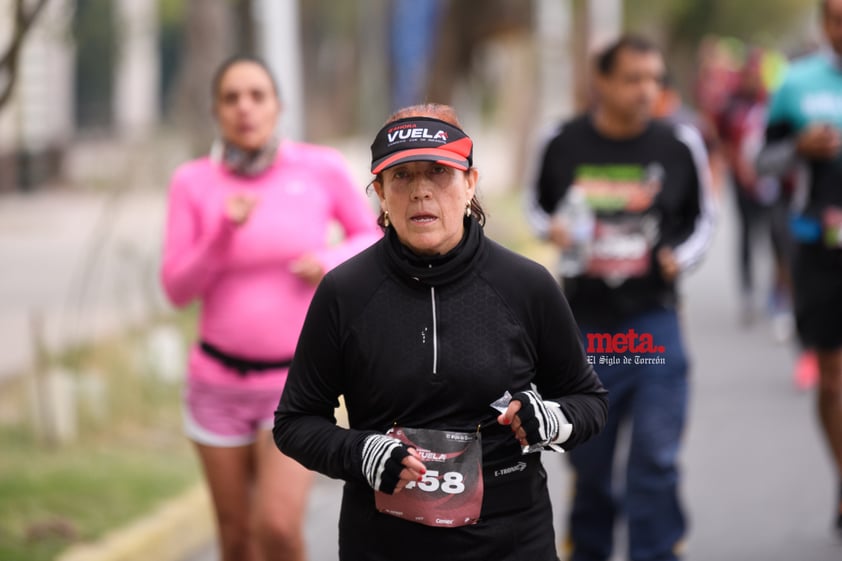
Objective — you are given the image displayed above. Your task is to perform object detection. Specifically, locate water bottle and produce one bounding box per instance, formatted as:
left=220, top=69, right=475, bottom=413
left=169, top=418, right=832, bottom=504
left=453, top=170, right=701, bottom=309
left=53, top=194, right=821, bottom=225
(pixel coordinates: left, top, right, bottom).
left=555, top=186, right=595, bottom=277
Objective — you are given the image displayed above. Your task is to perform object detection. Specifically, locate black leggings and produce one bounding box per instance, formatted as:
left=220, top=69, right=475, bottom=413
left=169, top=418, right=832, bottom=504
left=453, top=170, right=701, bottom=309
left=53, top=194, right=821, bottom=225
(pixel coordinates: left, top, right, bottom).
left=733, top=181, right=792, bottom=294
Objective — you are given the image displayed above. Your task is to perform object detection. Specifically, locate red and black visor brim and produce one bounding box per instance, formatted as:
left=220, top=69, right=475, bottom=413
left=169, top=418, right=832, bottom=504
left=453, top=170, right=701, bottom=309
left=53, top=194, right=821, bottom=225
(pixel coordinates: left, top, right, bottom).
left=370, top=117, right=473, bottom=174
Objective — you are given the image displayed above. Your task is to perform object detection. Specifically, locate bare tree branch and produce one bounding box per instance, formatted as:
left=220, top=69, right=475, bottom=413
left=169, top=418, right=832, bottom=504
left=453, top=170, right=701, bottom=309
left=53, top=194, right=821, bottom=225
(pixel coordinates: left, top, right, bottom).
left=0, top=0, right=51, bottom=109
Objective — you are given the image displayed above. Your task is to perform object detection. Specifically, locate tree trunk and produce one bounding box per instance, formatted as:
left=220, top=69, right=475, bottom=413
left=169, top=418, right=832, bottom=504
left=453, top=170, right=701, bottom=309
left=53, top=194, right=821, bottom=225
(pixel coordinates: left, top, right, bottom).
left=172, top=0, right=235, bottom=156
left=571, top=0, right=591, bottom=112
left=0, top=0, right=50, bottom=110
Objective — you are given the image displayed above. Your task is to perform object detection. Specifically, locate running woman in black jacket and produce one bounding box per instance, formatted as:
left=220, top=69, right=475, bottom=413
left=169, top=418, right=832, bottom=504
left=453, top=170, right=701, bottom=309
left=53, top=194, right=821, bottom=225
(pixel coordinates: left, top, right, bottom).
left=274, top=103, right=607, bottom=561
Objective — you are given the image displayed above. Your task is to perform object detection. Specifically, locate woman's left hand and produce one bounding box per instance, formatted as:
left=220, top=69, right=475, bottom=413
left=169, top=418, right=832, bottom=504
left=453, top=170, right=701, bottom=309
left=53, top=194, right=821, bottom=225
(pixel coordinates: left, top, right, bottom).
left=497, top=391, right=570, bottom=448
left=498, top=400, right=529, bottom=448
left=289, top=254, right=325, bottom=285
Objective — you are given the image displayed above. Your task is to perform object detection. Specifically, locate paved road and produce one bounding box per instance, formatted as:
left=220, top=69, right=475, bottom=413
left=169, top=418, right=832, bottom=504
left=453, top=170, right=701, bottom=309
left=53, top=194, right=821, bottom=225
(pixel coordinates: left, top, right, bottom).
left=184, top=191, right=841, bottom=561
left=678, top=196, right=839, bottom=561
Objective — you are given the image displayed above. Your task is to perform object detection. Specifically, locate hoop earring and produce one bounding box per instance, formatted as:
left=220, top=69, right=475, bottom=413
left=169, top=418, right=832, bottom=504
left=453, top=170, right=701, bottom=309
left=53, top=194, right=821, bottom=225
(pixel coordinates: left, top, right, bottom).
left=384, top=210, right=390, bottom=227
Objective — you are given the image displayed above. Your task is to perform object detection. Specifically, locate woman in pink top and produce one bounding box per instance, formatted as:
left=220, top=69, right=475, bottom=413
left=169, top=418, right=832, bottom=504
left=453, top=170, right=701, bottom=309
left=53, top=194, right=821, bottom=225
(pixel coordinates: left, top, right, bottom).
left=160, top=55, right=380, bottom=561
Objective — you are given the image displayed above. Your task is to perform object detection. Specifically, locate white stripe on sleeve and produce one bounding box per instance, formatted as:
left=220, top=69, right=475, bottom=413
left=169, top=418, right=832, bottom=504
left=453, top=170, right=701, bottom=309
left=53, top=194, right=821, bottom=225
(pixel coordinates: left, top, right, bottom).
left=673, top=123, right=717, bottom=272
left=524, top=122, right=566, bottom=239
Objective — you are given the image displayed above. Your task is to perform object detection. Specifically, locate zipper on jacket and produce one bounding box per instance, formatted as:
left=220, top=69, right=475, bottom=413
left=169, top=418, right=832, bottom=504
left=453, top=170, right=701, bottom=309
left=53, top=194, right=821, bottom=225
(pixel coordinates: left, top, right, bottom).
left=430, top=286, right=438, bottom=374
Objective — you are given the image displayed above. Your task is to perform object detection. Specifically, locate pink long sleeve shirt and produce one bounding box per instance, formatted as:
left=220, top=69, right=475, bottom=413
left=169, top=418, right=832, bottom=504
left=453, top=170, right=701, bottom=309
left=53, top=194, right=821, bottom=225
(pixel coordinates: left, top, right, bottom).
left=161, top=140, right=381, bottom=389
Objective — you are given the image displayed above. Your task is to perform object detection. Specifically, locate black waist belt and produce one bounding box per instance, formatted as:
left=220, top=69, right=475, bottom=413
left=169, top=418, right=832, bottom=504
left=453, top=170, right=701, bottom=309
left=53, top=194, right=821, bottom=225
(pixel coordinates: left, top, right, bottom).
left=199, top=341, right=293, bottom=375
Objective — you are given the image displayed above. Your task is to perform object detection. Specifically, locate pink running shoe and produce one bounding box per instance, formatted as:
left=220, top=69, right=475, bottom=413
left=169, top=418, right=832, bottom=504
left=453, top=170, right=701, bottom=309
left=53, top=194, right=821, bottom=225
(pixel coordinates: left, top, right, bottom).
left=794, top=350, right=819, bottom=391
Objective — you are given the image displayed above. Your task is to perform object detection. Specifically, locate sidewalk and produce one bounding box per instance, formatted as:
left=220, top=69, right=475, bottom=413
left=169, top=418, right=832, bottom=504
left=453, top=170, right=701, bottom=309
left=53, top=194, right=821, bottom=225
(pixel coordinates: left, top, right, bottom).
left=0, top=185, right=185, bottom=557
left=0, top=187, right=168, bottom=382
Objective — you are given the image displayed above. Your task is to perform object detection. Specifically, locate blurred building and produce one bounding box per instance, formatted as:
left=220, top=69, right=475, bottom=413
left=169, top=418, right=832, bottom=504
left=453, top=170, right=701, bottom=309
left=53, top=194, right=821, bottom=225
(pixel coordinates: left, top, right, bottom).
left=0, top=0, right=621, bottom=194
left=0, top=0, right=163, bottom=192
left=0, top=0, right=74, bottom=192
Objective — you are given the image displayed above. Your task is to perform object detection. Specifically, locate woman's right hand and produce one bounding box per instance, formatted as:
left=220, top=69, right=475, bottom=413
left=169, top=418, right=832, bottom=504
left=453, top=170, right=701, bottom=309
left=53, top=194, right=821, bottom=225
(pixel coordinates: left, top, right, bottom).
left=394, top=448, right=427, bottom=493
left=361, top=434, right=427, bottom=495
left=225, top=192, right=259, bottom=225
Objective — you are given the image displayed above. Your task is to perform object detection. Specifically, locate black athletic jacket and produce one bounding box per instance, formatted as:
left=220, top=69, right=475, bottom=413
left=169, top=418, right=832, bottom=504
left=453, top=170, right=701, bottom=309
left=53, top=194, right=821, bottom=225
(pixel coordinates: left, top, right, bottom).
left=274, top=217, right=607, bottom=495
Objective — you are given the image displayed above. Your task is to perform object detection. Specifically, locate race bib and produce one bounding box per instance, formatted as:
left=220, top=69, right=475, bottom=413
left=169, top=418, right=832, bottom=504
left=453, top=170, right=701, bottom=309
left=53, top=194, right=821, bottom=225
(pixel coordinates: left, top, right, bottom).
left=374, top=427, right=483, bottom=528
left=586, top=215, right=658, bottom=283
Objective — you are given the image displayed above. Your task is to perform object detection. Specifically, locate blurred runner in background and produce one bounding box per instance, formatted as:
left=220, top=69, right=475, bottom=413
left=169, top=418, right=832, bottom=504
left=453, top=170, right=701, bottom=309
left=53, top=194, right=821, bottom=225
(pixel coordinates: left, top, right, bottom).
left=717, top=49, right=795, bottom=339
left=655, top=73, right=726, bottom=198
left=528, top=35, right=716, bottom=561
left=160, top=55, right=380, bottom=561
left=756, top=0, right=842, bottom=535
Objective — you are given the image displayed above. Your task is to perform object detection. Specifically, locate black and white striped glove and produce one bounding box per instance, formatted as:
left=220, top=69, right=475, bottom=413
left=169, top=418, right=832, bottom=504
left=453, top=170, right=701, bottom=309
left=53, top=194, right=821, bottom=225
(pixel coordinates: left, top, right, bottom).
left=361, top=434, right=411, bottom=495
left=511, top=390, right=573, bottom=448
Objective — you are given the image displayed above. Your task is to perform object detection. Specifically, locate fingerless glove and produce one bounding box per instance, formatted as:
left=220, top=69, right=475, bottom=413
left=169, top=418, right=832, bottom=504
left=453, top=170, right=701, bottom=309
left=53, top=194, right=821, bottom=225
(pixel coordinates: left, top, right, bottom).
left=511, top=390, right=573, bottom=448
left=361, top=434, right=411, bottom=494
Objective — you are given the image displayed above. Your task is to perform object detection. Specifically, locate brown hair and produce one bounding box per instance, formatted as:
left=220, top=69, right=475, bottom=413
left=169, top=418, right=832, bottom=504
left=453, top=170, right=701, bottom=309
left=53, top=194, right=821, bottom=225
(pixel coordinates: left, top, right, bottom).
left=387, top=103, right=464, bottom=128
left=372, top=103, right=485, bottom=228
left=211, top=54, right=280, bottom=103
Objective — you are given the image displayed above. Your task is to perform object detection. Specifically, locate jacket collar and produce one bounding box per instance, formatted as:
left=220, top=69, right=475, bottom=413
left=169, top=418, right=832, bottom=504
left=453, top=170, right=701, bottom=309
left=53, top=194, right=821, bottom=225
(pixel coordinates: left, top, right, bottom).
left=383, top=217, right=484, bottom=287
